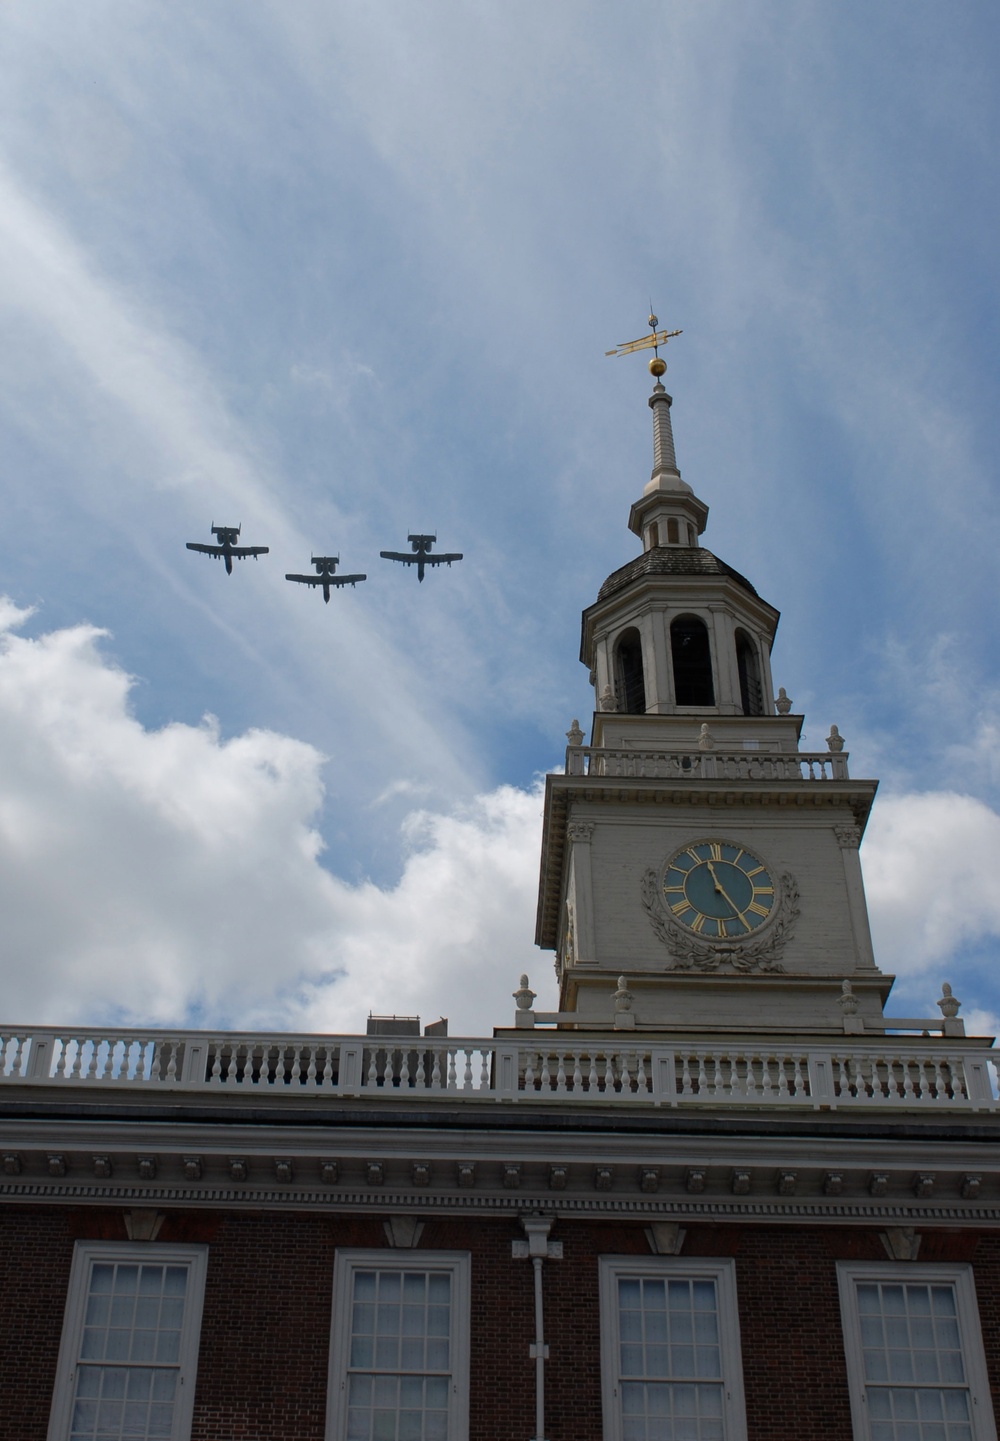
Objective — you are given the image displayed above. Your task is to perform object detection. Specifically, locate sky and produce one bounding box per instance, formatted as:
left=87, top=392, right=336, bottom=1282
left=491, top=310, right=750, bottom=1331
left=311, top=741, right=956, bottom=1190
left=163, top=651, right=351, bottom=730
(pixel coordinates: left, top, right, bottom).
left=0, top=0, right=999, bottom=1038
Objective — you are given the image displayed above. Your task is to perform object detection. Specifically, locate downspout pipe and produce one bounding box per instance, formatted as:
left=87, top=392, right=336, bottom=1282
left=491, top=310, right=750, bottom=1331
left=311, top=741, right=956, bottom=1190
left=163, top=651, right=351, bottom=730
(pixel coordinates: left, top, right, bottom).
left=519, top=1214, right=558, bottom=1441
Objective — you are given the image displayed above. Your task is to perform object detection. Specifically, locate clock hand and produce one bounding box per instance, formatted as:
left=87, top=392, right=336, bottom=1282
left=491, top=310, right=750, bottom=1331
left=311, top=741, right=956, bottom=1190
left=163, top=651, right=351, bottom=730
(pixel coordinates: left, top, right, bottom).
left=706, top=861, right=752, bottom=930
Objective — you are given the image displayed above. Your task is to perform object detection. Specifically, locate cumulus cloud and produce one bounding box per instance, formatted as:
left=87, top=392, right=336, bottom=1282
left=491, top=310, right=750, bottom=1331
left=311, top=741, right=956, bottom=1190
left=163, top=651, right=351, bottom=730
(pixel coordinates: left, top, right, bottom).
left=2, top=601, right=998, bottom=1045
left=0, top=606, right=546, bottom=1037
left=862, top=791, right=1000, bottom=1010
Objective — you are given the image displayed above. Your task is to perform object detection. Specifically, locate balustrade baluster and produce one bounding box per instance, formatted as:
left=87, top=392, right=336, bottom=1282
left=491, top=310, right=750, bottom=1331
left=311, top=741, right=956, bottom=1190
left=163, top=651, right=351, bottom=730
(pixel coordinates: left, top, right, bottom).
left=777, top=1054, right=789, bottom=1098
left=0, top=1035, right=9, bottom=1079
left=619, top=1053, right=632, bottom=1094
left=430, top=1050, right=442, bottom=1091
left=917, top=1059, right=932, bottom=1101
left=792, top=1055, right=806, bottom=1098
left=635, top=1052, right=648, bottom=1094
left=463, top=1050, right=474, bottom=1091
left=274, top=1048, right=288, bottom=1085
left=680, top=1053, right=693, bottom=1098
left=116, top=1041, right=133, bottom=1082
left=523, top=1052, right=535, bottom=1092
left=68, top=1040, right=84, bottom=1081
left=86, top=1040, right=100, bottom=1082
left=290, top=1047, right=302, bottom=1084
left=367, top=1050, right=380, bottom=1089
left=943, top=1056, right=962, bottom=1102
left=134, top=1042, right=149, bottom=1082
left=555, top=1053, right=567, bottom=1093
left=588, top=1053, right=599, bottom=1093
left=9, top=1036, right=22, bottom=1078
left=539, top=1053, right=551, bottom=1092
left=480, top=1050, right=491, bottom=1092
left=572, top=1052, right=583, bottom=1092
left=415, top=1050, right=426, bottom=1089
left=696, top=1053, right=708, bottom=1097
left=322, top=1049, right=334, bottom=1087
left=399, top=1049, right=410, bottom=1089
left=164, top=1041, right=178, bottom=1083
left=447, top=1049, right=458, bottom=1091
left=306, top=1048, right=318, bottom=1085
left=759, top=1054, right=773, bottom=1099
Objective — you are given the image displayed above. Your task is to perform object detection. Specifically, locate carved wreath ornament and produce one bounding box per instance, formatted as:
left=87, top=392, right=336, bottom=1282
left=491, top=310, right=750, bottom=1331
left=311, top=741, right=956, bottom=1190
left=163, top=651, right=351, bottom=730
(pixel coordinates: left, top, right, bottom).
left=641, top=841, right=800, bottom=974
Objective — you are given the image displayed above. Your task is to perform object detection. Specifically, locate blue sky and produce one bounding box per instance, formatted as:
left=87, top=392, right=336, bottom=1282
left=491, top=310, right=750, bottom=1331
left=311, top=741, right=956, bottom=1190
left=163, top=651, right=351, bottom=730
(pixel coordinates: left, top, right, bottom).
left=0, top=1, right=999, bottom=1035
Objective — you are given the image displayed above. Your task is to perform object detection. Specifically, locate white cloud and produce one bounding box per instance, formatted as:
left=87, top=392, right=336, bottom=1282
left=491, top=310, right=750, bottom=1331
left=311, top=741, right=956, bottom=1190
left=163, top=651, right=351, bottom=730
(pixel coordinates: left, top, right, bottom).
left=0, top=605, right=545, bottom=1036
left=862, top=791, right=1000, bottom=995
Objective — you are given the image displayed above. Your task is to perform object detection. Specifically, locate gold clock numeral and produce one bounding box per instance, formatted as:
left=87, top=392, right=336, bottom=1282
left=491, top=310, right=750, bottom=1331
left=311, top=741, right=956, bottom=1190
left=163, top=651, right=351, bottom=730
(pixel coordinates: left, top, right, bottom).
left=714, top=918, right=727, bottom=938
left=753, top=886, right=774, bottom=897
left=709, top=842, right=723, bottom=861
left=670, top=900, right=689, bottom=916
left=747, top=901, right=770, bottom=918
left=745, top=865, right=764, bottom=878
left=663, top=885, right=685, bottom=894
left=690, top=914, right=707, bottom=934
left=686, top=847, right=702, bottom=865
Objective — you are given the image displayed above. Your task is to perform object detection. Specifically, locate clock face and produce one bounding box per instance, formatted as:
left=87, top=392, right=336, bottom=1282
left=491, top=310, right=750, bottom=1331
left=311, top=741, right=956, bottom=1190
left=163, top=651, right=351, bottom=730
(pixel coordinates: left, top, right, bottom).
left=662, top=841, right=777, bottom=940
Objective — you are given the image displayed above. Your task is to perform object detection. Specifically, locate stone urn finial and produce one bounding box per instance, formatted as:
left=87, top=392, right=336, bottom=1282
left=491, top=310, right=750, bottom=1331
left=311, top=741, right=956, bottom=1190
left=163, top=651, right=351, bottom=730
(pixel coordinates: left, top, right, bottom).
left=566, top=718, right=584, bottom=748
left=698, top=723, right=715, bottom=751
left=775, top=687, right=792, bottom=715
left=937, top=982, right=961, bottom=1020
left=826, top=724, right=845, bottom=753
left=837, top=978, right=858, bottom=1015
left=513, top=975, right=536, bottom=1012
left=613, top=976, right=636, bottom=1030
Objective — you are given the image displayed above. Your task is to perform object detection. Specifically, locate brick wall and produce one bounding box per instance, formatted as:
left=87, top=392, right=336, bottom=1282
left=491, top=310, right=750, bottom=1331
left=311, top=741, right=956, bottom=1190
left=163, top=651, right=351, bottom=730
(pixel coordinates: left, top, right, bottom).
left=1, top=1206, right=997, bottom=1440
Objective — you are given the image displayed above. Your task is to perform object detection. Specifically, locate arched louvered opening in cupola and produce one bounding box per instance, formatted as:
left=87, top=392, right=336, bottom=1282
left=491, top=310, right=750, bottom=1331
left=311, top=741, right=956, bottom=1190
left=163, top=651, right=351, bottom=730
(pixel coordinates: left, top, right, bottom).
left=614, top=628, right=646, bottom=714
left=736, top=630, right=764, bottom=716
left=671, top=615, right=715, bottom=706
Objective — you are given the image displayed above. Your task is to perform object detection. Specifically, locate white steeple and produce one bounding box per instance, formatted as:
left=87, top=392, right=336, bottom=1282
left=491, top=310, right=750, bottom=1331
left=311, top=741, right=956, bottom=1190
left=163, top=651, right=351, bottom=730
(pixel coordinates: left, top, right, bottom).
left=628, top=382, right=708, bottom=551
left=582, top=375, right=778, bottom=719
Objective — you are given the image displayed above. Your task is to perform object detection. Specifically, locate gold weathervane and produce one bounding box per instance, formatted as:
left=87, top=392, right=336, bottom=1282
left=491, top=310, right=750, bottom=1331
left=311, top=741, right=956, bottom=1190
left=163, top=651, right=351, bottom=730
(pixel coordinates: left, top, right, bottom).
left=605, top=312, right=681, bottom=378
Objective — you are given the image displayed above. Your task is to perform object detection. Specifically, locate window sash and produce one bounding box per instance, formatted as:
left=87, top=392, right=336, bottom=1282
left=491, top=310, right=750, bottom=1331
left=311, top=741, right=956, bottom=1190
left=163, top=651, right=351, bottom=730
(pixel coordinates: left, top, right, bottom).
left=837, top=1264, right=997, bottom=1441
left=328, top=1251, right=470, bottom=1441
left=48, top=1243, right=208, bottom=1441
left=600, top=1258, right=746, bottom=1441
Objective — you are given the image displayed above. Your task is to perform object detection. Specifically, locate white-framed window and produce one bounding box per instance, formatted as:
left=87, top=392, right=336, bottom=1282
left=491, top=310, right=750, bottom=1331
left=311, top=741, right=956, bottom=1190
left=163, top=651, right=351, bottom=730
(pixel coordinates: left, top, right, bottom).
left=47, top=1241, right=208, bottom=1441
left=327, top=1250, right=471, bottom=1441
left=599, top=1256, right=747, bottom=1441
left=838, top=1262, right=998, bottom=1441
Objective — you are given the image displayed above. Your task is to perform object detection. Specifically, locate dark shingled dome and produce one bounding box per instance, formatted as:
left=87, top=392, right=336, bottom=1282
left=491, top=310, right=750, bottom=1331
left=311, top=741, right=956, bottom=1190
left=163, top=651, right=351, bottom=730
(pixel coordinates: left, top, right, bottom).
left=596, top=546, right=759, bottom=602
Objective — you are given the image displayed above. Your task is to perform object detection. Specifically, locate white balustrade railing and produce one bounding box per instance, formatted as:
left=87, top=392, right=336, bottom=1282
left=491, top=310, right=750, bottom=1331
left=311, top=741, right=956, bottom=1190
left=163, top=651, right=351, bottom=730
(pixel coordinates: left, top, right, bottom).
left=565, top=747, right=848, bottom=782
left=0, top=1027, right=995, bottom=1110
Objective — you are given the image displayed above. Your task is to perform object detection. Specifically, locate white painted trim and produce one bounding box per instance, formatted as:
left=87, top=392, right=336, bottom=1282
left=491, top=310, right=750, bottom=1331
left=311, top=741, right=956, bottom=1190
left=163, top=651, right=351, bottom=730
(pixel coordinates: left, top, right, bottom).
left=598, top=1255, right=747, bottom=1441
left=837, top=1261, right=998, bottom=1441
left=326, top=1249, right=471, bottom=1441
left=47, top=1241, right=208, bottom=1441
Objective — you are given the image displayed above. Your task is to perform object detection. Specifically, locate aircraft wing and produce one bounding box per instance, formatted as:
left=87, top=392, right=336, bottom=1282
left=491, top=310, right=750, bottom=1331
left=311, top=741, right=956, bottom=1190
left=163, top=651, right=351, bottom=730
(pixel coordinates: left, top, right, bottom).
left=380, top=551, right=413, bottom=564
left=230, top=546, right=269, bottom=559
left=285, top=573, right=366, bottom=586
left=186, top=542, right=224, bottom=556
left=422, top=552, right=463, bottom=565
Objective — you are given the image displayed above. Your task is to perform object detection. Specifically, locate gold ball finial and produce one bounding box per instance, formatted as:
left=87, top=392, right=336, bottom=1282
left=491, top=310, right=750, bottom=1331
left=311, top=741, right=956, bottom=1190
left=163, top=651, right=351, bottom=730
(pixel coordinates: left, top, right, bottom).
left=648, top=356, right=667, bottom=377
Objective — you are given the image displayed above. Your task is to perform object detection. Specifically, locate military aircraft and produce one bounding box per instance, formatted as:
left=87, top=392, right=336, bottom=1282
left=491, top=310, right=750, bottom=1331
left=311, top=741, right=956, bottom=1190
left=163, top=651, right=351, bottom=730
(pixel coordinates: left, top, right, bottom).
left=186, top=525, right=269, bottom=575
left=285, top=556, right=367, bottom=603
left=379, top=534, right=463, bottom=583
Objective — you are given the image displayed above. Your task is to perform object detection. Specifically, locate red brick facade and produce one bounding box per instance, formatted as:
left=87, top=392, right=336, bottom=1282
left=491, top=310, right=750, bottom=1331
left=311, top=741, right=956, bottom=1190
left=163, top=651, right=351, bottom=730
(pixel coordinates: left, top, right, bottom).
left=2, top=1205, right=999, bottom=1440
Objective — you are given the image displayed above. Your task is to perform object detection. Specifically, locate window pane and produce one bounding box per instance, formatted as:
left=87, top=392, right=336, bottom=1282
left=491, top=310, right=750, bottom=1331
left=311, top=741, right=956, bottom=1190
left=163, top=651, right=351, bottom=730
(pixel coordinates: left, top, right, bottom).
left=68, top=1258, right=192, bottom=1441
left=345, top=1266, right=457, bottom=1440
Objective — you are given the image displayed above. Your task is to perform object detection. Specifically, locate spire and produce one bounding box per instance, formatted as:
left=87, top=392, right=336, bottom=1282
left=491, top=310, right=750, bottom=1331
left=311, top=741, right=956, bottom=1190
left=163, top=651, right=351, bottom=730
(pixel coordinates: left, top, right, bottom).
left=648, top=382, right=683, bottom=489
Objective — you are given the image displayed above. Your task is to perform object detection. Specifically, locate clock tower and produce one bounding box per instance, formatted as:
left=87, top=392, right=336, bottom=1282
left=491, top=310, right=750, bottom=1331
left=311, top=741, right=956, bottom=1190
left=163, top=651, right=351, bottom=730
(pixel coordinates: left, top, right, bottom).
left=536, top=353, right=889, bottom=1036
